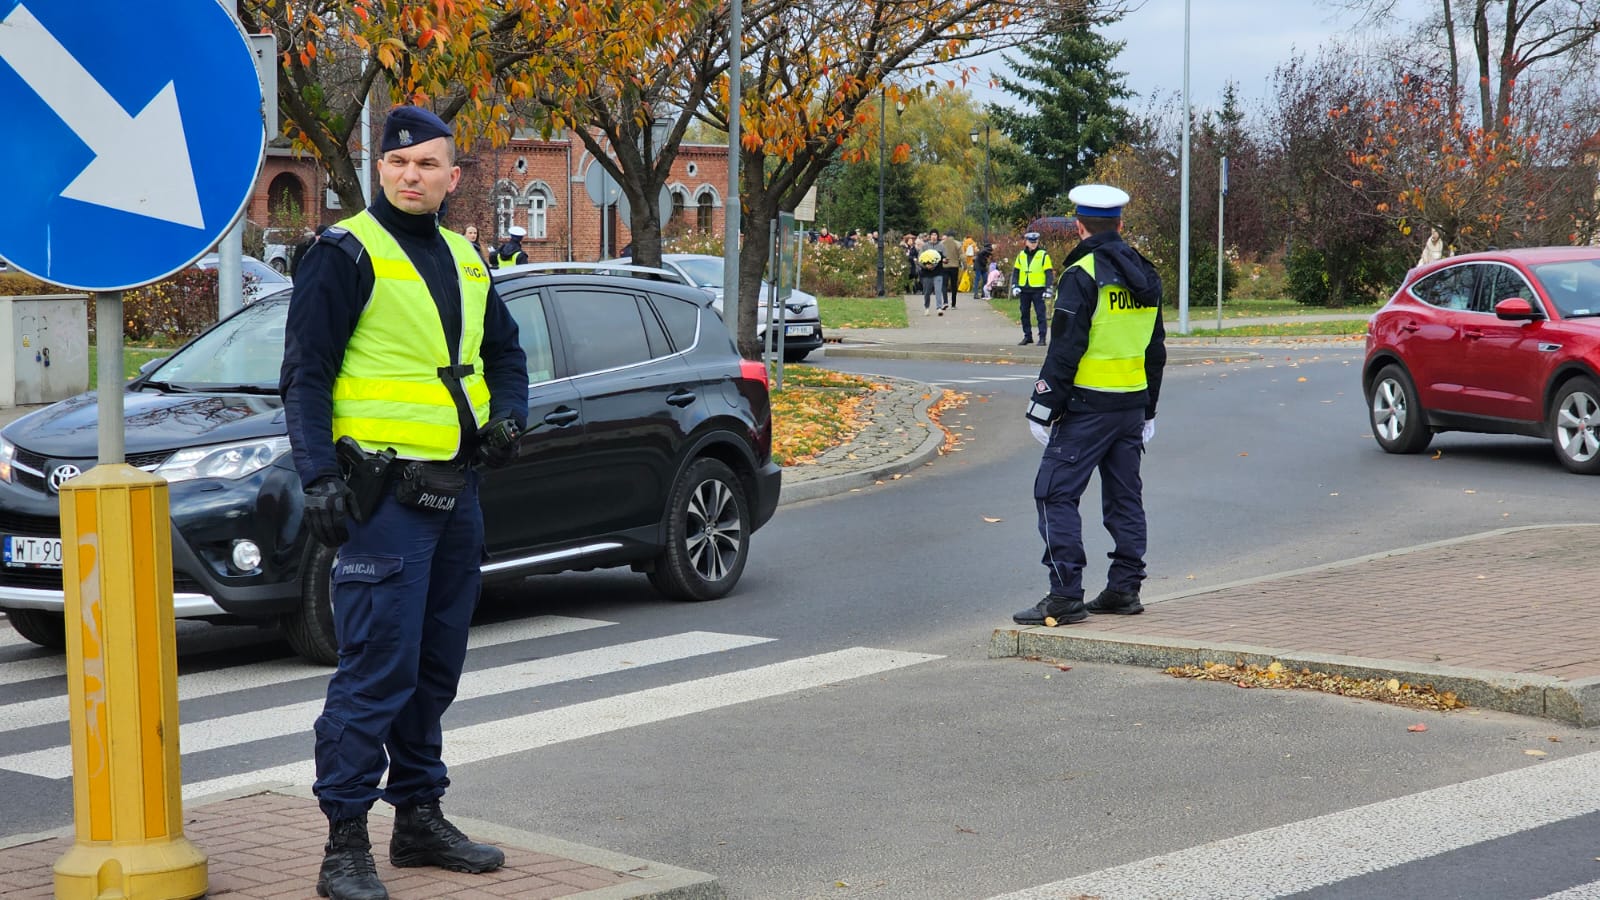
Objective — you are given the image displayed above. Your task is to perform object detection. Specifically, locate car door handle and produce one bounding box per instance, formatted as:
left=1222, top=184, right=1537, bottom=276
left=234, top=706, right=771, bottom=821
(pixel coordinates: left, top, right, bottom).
left=1464, top=329, right=1484, bottom=340
left=1400, top=323, right=1420, bottom=333
left=543, top=408, right=580, bottom=427
left=666, top=390, right=697, bottom=407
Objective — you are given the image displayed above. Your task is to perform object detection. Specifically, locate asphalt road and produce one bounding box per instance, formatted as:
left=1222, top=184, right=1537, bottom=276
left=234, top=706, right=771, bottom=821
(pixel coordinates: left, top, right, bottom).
left=3, top=347, right=1599, bottom=899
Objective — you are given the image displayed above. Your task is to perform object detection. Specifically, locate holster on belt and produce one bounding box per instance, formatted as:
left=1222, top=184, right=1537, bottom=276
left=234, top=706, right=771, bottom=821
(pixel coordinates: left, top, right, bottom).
left=335, top=436, right=395, bottom=523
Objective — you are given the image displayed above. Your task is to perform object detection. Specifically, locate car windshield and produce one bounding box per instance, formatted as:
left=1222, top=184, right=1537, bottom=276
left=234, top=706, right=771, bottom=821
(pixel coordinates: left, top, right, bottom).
left=673, top=257, right=724, bottom=289
left=1533, top=259, right=1600, bottom=318
left=145, top=297, right=287, bottom=390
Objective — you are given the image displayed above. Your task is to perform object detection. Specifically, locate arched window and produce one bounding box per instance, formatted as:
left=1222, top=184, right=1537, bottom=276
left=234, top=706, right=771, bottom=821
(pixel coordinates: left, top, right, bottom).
left=696, top=189, right=717, bottom=232
left=523, top=183, right=553, bottom=239
left=670, top=188, right=688, bottom=226
left=494, top=181, right=519, bottom=237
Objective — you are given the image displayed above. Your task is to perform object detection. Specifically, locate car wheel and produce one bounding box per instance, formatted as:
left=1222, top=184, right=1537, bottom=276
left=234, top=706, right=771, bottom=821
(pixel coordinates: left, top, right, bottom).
left=1549, top=376, right=1600, bottom=474
left=4, top=608, right=65, bottom=650
left=269, top=258, right=288, bottom=274
left=648, top=458, right=750, bottom=602
left=1368, top=364, right=1431, bottom=454
left=282, top=542, right=339, bottom=665
left=783, top=349, right=811, bottom=363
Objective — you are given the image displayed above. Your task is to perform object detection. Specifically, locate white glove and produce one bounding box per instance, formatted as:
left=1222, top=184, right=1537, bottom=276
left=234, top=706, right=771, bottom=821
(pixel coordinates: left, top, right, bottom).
left=1030, top=421, right=1051, bottom=446
left=1011, top=285, right=1021, bottom=298
left=1141, top=419, right=1156, bottom=445
left=1042, top=288, right=1054, bottom=301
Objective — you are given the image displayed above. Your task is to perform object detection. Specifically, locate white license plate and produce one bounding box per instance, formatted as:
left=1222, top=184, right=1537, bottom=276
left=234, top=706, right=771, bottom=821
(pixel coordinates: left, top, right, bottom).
left=5, top=536, right=63, bottom=569
left=785, top=325, right=812, bottom=337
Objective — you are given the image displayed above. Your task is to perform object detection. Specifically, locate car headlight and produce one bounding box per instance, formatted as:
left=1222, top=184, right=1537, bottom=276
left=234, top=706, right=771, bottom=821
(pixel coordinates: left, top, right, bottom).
left=0, top=438, right=13, bottom=483
left=154, top=436, right=291, bottom=483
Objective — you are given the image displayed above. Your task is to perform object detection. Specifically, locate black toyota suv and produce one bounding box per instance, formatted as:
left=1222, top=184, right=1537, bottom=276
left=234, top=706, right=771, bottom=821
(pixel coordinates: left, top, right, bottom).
left=0, top=268, right=781, bottom=663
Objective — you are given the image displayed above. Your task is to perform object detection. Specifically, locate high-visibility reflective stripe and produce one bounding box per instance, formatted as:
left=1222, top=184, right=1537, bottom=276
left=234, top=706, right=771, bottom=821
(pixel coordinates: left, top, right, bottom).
left=1068, top=255, right=1155, bottom=393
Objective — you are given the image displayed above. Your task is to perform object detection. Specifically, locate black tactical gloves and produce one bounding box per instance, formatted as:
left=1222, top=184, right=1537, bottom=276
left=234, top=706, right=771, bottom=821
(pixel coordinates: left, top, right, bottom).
left=475, top=417, right=522, bottom=469
left=303, top=476, right=356, bottom=546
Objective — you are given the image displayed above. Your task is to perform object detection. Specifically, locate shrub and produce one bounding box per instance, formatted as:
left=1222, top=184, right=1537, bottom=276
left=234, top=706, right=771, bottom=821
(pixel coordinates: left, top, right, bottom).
left=122, top=268, right=221, bottom=344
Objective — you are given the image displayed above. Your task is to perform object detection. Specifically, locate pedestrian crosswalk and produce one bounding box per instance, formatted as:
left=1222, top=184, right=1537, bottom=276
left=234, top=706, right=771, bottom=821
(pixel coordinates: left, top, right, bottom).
left=0, top=615, right=941, bottom=804
left=929, top=374, right=1037, bottom=386
left=988, top=749, right=1600, bottom=900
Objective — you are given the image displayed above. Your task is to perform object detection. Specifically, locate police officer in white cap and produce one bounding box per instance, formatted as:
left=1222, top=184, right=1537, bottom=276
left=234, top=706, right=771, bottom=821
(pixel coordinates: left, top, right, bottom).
left=1014, top=183, right=1167, bottom=628
left=490, top=225, right=529, bottom=269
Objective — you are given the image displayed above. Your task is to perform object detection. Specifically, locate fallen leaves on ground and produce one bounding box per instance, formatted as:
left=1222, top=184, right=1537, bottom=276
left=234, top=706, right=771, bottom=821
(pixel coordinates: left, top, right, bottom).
left=1164, top=659, right=1468, bottom=712
left=769, top=366, right=883, bottom=466
left=928, top=389, right=970, bottom=454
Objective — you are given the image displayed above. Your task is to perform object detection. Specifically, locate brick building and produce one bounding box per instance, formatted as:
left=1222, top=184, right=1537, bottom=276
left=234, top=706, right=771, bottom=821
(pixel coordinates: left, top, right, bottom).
left=242, top=131, right=732, bottom=262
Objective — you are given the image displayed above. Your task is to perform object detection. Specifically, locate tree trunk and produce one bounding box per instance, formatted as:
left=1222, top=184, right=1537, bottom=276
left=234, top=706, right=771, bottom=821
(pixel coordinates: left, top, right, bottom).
left=1493, top=0, right=1519, bottom=132
left=1472, top=0, right=1494, bottom=133
left=737, top=152, right=775, bottom=361
left=1442, top=0, right=1459, bottom=123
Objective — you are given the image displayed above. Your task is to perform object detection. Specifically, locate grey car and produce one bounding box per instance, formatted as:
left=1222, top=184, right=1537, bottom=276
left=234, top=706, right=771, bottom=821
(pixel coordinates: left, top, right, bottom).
left=614, top=254, right=824, bottom=362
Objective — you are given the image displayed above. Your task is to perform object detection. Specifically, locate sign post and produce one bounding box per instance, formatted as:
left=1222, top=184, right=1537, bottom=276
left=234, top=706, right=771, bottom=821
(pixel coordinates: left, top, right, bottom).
left=0, top=1, right=266, bottom=897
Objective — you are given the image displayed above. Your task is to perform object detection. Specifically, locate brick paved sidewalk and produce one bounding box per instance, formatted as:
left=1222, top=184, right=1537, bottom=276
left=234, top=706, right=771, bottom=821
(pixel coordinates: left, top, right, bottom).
left=992, top=525, right=1600, bottom=726
left=0, top=790, right=719, bottom=899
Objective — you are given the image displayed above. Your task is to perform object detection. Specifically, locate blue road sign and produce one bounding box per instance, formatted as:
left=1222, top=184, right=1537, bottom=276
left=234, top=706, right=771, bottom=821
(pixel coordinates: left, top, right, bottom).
left=0, top=0, right=265, bottom=292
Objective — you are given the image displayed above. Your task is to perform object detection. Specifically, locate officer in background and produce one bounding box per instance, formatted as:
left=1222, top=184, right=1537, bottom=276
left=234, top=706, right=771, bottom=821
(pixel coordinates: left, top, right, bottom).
left=281, top=106, right=529, bottom=900
left=489, top=225, right=529, bottom=269
left=1014, top=184, right=1166, bottom=628
left=1011, top=231, right=1054, bottom=345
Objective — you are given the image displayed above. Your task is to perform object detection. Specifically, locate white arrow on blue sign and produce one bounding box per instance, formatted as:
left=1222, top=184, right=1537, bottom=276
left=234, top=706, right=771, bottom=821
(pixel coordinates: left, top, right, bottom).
left=0, top=0, right=265, bottom=292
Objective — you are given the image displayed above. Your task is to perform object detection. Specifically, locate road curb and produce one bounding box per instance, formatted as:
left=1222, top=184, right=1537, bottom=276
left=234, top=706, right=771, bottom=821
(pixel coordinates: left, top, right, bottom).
left=988, top=525, right=1600, bottom=728
left=989, top=627, right=1600, bottom=726
left=778, top=380, right=944, bottom=506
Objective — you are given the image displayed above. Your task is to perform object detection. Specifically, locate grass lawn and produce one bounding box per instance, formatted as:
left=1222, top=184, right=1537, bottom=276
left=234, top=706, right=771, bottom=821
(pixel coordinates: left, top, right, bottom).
left=820, top=296, right=909, bottom=330
left=767, top=364, right=880, bottom=466
left=88, top=346, right=170, bottom=384
left=1179, top=319, right=1369, bottom=338
left=1173, top=297, right=1381, bottom=320
left=987, top=294, right=1375, bottom=330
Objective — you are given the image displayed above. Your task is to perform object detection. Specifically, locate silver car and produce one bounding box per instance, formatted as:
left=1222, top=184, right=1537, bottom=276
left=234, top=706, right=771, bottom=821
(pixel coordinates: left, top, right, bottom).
left=614, top=254, right=824, bottom=362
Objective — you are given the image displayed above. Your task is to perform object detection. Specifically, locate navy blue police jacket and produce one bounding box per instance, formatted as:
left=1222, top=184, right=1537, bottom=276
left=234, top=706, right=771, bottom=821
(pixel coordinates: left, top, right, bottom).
left=1026, top=231, right=1166, bottom=424
left=279, top=192, right=530, bottom=488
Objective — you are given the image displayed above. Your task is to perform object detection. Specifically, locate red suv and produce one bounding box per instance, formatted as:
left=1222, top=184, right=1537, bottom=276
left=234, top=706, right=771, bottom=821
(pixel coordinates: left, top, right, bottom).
left=1364, top=247, right=1600, bottom=473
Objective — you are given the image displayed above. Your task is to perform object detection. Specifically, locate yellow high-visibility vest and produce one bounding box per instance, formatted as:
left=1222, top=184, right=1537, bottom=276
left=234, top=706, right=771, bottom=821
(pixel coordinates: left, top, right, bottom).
left=1068, top=254, right=1158, bottom=392
left=331, top=211, right=492, bottom=460
left=1013, top=248, right=1053, bottom=288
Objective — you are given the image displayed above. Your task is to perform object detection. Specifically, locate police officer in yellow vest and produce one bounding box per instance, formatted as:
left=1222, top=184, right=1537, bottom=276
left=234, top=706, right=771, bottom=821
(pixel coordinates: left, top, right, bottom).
left=280, top=106, right=528, bottom=900
left=1014, top=184, right=1166, bottom=628
left=1011, top=231, right=1054, bottom=345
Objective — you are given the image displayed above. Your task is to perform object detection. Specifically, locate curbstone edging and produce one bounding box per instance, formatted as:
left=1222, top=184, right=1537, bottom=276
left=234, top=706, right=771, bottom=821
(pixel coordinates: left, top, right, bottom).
left=778, top=379, right=945, bottom=506
left=991, top=628, right=1600, bottom=727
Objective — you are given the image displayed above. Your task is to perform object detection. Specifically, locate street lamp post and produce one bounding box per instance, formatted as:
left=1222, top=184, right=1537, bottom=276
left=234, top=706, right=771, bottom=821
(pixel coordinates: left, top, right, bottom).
left=969, top=124, right=990, bottom=246
left=876, top=89, right=886, bottom=297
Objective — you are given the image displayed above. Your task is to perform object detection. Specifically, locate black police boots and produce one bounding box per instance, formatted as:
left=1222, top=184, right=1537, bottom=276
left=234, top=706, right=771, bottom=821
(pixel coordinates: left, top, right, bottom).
left=317, top=815, right=388, bottom=900
left=1012, top=594, right=1087, bottom=627
left=1086, top=588, right=1145, bottom=616
left=390, top=800, right=506, bottom=873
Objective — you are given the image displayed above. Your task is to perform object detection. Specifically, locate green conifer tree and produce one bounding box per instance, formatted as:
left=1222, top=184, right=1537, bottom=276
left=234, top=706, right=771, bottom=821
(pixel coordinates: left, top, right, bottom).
left=988, top=20, right=1132, bottom=221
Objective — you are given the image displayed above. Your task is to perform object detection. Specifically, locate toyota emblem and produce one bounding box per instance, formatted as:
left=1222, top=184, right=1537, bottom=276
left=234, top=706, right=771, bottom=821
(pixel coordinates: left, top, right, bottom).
left=48, top=464, right=82, bottom=493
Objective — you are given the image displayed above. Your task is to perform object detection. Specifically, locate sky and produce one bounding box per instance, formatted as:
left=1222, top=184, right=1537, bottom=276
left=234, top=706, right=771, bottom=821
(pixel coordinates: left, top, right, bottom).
left=967, top=0, right=1433, bottom=114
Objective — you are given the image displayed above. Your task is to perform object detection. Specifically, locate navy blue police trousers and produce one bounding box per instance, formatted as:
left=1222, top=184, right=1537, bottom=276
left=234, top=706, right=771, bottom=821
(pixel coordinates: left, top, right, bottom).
left=1034, top=407, right=1147, bottom=598
left=313, top=469, right=483, bottom=822
left=1019, top=290, right=1048, bottom=341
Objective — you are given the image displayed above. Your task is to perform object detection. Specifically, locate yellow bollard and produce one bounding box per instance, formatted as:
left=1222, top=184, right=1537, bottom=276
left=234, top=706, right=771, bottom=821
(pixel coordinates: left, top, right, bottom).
left=54, top=464, right=207, bottom=900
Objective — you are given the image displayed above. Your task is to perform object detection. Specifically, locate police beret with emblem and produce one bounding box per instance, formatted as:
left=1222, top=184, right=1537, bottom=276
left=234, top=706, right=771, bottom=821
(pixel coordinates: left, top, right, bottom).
left=1067, top=183, right=1131, bottom=218
left=381, top=105, right=453, bottom=153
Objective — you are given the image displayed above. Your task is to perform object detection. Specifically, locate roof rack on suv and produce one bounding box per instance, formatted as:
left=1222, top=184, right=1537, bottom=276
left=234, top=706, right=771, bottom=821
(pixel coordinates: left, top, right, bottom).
left=493, top=261, right=686, bottom=284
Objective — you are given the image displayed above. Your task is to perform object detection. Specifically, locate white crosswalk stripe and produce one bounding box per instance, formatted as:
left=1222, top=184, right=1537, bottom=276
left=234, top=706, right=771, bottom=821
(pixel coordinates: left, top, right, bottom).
left=931, top=375, right=1036, bottom=386
left=0, top=615, right=614, bottom=732
left=0, top=630, right=770, bottom=777
left=180, top=646, right=940, bottom=802
left=989, top=749, right=1600, bottom=900
left=1538, top=881, right=1600, bottom=899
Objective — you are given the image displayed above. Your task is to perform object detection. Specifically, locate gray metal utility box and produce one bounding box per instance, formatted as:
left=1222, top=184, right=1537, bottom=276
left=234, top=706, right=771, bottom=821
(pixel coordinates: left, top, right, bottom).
left=0, top=294, right=90, bottom=406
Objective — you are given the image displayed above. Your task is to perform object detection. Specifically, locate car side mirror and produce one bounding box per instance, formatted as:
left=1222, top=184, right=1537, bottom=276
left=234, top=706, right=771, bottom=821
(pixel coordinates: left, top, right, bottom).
left=138, top=357, right=167, bottom=375
left=1494, top=297, right=1542, bottom=321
